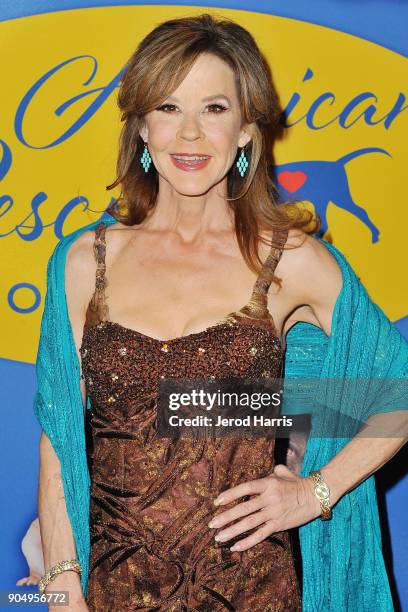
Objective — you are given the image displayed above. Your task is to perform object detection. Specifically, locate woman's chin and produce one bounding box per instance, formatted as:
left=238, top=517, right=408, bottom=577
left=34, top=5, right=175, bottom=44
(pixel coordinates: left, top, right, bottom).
left=168, top=180, right=218, bottom=197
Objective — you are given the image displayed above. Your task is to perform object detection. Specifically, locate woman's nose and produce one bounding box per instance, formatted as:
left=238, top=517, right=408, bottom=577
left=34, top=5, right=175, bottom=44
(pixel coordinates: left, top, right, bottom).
left=177, top=112, right=203, bottom=141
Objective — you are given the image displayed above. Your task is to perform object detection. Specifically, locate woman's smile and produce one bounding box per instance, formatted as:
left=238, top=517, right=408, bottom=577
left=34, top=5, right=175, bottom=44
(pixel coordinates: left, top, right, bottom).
left=170, top=153, right=212, bottom=171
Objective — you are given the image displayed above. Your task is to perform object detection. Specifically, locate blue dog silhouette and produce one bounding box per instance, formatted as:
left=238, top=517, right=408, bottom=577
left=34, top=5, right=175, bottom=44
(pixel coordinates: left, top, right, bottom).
left=272, top=147, right=391, bottom=243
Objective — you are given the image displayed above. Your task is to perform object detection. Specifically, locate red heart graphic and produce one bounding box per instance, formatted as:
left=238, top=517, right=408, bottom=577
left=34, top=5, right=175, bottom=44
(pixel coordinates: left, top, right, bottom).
left=277, top=171, right=307, bottom=193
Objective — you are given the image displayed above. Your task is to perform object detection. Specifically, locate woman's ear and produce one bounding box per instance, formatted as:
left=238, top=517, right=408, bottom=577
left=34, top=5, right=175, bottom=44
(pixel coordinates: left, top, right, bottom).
left=139, top=123, right=148, bottom=143
left=238, top=123, right=255, bottom=148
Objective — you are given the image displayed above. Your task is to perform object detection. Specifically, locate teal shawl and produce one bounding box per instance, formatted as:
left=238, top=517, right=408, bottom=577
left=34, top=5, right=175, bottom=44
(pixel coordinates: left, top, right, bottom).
left=34, top=215, right=408, bottom=610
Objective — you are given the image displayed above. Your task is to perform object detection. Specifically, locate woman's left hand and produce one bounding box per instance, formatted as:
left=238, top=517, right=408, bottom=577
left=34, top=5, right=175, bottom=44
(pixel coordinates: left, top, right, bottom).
left=208, top=464, right=322, bottom=551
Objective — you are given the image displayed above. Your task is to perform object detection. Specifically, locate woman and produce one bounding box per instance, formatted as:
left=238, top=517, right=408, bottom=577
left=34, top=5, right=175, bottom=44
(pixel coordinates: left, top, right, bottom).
left=35, top=13, right=408, bottom=612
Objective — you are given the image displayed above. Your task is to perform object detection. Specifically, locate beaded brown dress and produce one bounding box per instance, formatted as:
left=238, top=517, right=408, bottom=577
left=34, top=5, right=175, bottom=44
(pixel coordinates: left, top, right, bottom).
left=80, top=221, right=301, bottom=611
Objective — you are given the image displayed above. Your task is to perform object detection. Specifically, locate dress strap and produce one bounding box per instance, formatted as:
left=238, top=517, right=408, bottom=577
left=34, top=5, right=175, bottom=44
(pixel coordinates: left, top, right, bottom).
left=239, top=228, right=289, bottom=321
left=84, top=222, right=110, bottom=328
left=255, top=228, right=288, bottom=291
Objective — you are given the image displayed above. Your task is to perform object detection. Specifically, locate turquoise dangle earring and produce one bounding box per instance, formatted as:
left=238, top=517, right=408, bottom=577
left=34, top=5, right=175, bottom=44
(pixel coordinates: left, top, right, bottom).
left=236, top=146, right=249, bottom=177
left=141, top=142, right=152, bottom=173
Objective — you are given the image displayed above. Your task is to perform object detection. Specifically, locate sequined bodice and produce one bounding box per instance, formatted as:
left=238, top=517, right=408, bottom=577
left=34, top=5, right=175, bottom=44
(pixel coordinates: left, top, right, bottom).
left=80, top=221, right=301, bottom=611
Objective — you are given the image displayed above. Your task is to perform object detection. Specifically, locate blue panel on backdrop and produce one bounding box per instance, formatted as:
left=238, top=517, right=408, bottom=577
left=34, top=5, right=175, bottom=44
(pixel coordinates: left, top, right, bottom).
left=2, top=0, right=408, bottom=57
left=0, top=358, right=46, bottom=611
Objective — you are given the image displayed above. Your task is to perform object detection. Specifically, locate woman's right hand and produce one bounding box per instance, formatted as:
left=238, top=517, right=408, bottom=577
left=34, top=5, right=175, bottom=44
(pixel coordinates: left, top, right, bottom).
left=45, top=571, right=89, bottom=611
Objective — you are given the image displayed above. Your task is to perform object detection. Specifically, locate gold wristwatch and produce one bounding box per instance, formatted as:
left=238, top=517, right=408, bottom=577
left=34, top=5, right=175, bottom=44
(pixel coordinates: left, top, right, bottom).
left=309, top=470, right=332, bottom=520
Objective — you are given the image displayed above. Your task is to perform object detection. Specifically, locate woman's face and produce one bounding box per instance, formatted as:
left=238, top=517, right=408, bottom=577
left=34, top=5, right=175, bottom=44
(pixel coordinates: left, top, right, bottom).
left=139, top=52, right=252, bottom=197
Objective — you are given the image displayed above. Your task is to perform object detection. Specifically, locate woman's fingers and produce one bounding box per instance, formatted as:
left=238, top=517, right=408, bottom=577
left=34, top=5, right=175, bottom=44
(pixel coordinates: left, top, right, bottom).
left=213, top=510, right=271, bottom=543
left=213, top=478, right=267, bottom=506
left=208, top=496, right=264, bottom=529
left=229, top=522, right=277, bottom=552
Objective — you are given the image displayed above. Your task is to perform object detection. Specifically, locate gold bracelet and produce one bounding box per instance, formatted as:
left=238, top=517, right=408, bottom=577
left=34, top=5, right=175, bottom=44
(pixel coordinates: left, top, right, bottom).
left=309, top=469, right=332, bottom=520
left=38, top=559, right=82, bottom=595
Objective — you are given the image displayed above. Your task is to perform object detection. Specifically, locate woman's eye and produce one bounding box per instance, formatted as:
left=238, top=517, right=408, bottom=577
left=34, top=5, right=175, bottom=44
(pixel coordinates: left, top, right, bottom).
left=206, top=104, right=228, bottom=113
left=155, top=103, right=228, bottom=114
left=156, top=104, right=178, bottom=113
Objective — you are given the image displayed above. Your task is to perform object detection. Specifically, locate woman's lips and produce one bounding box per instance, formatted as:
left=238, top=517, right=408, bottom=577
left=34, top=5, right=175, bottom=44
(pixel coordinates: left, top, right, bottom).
left=170, top=154, right=211, bottom=172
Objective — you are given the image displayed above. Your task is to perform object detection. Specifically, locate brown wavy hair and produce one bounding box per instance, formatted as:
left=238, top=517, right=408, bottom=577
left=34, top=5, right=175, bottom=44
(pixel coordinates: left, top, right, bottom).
left=106, top=13, right=319, bottom=278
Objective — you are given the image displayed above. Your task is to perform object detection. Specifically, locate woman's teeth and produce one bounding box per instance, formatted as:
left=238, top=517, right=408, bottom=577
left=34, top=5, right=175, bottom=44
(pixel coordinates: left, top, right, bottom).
left=173, top=155, right=209, bottom=161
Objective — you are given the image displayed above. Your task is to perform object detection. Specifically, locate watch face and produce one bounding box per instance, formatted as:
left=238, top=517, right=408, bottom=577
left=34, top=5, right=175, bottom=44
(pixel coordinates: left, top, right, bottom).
left=315, top=483, right=330, bottom=499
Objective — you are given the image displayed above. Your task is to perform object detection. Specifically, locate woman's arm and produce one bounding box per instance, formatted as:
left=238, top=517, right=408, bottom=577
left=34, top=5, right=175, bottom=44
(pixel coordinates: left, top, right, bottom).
left=36, top=231, right=95, bottom=607
left=320, top=412, right=408, bottom=502
left=38, top=433, right=86, bottom=603
left=292, top=234, right=408, bottom=504
left=207, top=233, right=408, bottom=550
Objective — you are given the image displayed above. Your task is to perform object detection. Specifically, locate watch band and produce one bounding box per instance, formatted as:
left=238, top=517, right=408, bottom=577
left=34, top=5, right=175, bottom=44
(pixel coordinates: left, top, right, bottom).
left=309, top=469, right=332, bottom=520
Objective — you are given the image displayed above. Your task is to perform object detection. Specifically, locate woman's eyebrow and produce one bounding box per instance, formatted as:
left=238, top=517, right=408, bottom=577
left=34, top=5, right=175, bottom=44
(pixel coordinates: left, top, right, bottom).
left=166, top=94, right=232, bottom=104
left=202, top=94, right=231, bottom=104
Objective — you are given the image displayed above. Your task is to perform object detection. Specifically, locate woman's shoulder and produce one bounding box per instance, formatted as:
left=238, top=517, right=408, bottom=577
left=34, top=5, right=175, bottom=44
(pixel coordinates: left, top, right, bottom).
left=278, top=228, right=343, bottom=305
left=281, top=228, right=342, bottom=275
left=65, top=225, right=97, bottom=271
left=65, top=217, right=122, bottom=261
left=64, top=229, right=98, bottom=313
left=65, top=217, right=142, bottom=275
